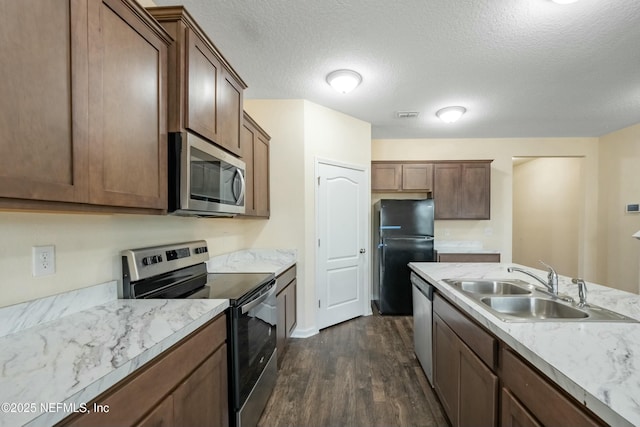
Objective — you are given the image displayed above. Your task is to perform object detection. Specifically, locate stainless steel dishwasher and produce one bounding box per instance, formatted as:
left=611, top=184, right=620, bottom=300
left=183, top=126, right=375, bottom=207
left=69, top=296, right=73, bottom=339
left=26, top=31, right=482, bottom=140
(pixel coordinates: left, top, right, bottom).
left=411, top=271, right=434, bottom=386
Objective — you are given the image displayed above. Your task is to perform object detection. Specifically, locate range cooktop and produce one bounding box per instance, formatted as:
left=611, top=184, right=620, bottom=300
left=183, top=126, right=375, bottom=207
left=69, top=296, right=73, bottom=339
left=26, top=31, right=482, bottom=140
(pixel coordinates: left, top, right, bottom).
left=204, top=272, right=275, bottom=305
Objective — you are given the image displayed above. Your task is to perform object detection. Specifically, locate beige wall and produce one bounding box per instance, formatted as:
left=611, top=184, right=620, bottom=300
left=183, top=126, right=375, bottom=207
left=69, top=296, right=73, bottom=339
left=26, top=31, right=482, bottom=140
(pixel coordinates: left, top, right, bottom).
left=372, top=137, right=601, bottom=282
left=245, top=100, right=371, bottom=334
left=513, top=157, right=582, bottom=277
left=0, top=212, right=260, bottom=308
left=598, top=123, right=640, bottom=294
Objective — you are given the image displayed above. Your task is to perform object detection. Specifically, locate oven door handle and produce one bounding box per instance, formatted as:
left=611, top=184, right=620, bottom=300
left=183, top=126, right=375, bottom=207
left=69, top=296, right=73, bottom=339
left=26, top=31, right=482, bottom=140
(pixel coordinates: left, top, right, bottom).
left=241, top=282, right=276, bottom=314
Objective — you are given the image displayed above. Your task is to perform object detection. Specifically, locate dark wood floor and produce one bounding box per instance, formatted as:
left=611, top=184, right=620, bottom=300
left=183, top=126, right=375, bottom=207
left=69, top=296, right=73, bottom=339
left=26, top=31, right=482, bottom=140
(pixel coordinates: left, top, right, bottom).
left=258, top=314, right=448, bottom=427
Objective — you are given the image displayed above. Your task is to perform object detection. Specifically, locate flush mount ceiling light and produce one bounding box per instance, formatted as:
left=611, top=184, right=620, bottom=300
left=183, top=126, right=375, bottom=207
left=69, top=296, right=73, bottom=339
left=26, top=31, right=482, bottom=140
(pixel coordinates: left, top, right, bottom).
left=436, top=106, right=467, bottom=123
left=326, top=69, right=362, bottom=94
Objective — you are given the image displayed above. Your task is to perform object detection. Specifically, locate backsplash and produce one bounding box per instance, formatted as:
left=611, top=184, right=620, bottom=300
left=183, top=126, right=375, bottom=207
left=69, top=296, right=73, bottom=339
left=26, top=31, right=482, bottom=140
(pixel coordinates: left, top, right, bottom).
left=0, top=211, right=260, bottom=308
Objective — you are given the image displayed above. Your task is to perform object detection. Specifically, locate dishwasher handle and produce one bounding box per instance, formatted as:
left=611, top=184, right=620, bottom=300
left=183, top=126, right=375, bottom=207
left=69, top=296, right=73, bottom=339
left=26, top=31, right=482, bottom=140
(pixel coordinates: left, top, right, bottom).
left=410, top=272, right=433, bottom=301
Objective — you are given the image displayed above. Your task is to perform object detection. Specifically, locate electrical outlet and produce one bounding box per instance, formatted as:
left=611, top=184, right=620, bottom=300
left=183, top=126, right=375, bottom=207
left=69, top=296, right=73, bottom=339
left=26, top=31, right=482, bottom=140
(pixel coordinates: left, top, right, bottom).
left=32, top=245, right=55, bottom=277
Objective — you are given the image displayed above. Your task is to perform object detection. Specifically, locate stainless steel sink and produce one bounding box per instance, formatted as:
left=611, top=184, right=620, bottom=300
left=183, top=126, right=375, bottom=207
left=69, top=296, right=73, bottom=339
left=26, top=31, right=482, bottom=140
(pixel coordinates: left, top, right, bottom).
left=443, top=279, right=533, bottom=296
left=443, top=278, right=639, bottom=323
left=480, top=296, right=588, bottom=320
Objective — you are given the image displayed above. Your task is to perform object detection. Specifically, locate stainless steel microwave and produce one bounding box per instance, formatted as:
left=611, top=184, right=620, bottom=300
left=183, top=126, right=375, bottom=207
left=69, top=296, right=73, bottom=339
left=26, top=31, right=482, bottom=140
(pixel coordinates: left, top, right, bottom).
left=168, top=132, right=245, bottom=217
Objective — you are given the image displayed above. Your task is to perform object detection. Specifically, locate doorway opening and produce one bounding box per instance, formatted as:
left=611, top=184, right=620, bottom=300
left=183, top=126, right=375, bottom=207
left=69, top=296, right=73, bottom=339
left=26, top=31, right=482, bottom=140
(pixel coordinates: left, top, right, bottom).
left=512, top=157, right=584, bottom=278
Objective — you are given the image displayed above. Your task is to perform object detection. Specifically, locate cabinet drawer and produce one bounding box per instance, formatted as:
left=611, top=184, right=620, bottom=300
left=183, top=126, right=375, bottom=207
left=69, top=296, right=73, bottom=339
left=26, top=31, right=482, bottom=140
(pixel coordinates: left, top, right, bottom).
left=501, top=348, right=603, bottom=427
left=433, top=293, right=497, bottom=370
left=276, top=265, right=296, bottom=294
left=437, top=253, right=501, bottom=263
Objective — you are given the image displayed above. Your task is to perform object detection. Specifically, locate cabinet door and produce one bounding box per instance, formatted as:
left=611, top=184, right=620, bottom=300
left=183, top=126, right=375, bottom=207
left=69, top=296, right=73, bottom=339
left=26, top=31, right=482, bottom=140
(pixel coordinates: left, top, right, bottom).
left=501, top=388, right=542, bottom=427
left=433, top=163, right=461, bottom=219
left=285, top=280, right=297, bottom=337
left=254, top=132, right=270, bottom=217
left=501, top=348, right=603, bottom=427
left=87, top=0, right=168, bottom=209
left=185, top=33, right=242, bottom=156
left=402, top=163, right=433, bottom=191
left=459, top=163, right=490, bottom=219
left=276, top=290, right=287, bottom=366
left=433, top=314, right=459, bottom=427
left=0, top=0, right=89, bottom=203
left=185, top=28, right=220, bottom=145
left=135, top=395, right=173, bottom=427
left=174, top=344, right=229, bottom=427
left=459, top=341, right=498, bottom=427
left=241, top=122, right=255, bottom=215
left=372, top=163, right=402, bottom=191
left=217, top=69, right=243, bottom=156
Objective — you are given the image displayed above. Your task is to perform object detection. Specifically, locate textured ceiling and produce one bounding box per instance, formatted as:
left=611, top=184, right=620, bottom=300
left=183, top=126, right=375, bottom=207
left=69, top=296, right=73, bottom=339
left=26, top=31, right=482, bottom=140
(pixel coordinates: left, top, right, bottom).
left=153, top=0, right=640, bottom=139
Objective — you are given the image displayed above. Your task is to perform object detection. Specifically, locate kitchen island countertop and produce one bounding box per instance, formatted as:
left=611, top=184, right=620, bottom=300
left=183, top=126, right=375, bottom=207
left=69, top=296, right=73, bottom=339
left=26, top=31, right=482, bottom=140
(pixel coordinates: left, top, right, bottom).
left=409, top=262, right=640, bottom=427
left=0, top=281, right=228, bottom=427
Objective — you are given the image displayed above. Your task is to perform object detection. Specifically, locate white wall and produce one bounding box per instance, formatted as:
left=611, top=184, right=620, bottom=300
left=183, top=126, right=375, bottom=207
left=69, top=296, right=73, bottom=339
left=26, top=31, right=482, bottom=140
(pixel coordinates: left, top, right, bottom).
left=245, top=100, right=371, bottom=334
left=372, top=137, right=601, bottom=282
left=513, top=157, right=582, bottom=277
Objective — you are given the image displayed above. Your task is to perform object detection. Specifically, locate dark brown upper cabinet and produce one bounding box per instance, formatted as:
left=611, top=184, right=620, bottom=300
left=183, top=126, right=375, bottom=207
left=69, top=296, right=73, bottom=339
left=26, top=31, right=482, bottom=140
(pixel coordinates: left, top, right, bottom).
left=147, top=6, right=247, bottom=157
left=0, top=0, right=170, bottom=213
left=372, top=162, right=434, bottom=192
left=241, top=111, right=270, bottom=218
left=433, top=161, right=492, bottom=220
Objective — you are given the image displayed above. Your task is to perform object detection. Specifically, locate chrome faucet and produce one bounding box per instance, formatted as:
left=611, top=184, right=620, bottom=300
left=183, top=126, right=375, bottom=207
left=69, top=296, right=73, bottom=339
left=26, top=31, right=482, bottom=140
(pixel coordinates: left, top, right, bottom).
left=507, top=260, right=559, bottom=295
left=572, top=278, right=588, bottom=307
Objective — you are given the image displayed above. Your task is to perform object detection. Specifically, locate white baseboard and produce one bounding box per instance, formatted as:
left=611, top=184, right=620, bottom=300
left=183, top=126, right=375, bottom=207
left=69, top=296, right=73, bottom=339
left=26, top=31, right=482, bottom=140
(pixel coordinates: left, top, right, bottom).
left=290, top=326, right=319, bottom=338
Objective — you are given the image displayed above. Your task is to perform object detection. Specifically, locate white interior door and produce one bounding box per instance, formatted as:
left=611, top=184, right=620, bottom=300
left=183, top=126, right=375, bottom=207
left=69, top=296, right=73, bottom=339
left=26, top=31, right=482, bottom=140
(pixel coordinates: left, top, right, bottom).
left=317, top=160, right=368, bottom=330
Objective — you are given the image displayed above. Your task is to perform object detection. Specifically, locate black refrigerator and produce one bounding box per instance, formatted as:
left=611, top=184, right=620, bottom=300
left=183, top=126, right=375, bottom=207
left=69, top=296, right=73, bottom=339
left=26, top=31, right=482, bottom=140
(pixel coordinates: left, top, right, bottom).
left=373, top=199, right=436, bottom=315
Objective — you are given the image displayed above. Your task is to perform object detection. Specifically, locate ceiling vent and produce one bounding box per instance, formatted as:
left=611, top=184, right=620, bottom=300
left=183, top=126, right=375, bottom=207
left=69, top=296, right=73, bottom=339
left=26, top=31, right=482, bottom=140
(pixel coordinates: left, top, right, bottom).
left=396, top=111, right=420, bottom=119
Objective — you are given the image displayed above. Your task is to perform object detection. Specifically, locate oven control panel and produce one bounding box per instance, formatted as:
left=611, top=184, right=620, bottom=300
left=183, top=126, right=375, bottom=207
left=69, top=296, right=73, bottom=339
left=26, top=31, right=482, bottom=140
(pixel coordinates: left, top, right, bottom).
left=121, top=240, right=210, bottom=282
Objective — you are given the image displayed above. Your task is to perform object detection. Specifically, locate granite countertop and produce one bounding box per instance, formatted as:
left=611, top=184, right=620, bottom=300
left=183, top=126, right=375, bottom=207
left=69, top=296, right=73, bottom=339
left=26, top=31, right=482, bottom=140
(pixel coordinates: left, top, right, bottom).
left=434, top=240, right=499, bottom=254
left=207, top=248, right=297, bottom=276
left=409, top=262, right=640, bottom=427
left=0, top=282, right=228, bottom=427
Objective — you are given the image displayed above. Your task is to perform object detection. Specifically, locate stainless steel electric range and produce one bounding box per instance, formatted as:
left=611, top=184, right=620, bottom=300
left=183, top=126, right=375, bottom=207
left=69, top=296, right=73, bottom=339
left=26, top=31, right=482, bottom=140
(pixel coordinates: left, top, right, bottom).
left=121, top=240, right=277, bottom=427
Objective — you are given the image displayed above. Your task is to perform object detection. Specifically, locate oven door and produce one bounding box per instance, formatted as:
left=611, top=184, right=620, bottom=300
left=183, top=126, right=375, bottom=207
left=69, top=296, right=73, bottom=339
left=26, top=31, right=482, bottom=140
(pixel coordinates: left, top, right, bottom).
left=229, top=281, right=277, bottom=411
left=169, top=132, right=245, bottom=216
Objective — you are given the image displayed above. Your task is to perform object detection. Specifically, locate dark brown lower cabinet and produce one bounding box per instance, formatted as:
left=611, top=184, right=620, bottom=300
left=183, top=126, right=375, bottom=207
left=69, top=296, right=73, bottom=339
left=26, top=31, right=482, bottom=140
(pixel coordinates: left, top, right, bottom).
left=501, top=388, right=542, bottom=427
left=433, top=313, right=497, bottom=427
left=135, top=396, right=173, bottom=427
left=276, top=265, right=297, bottom=366
left=276, top=290, right=287, bottom=363
left=59, top=314, right=228, bottom=427
left=458, top=341, right=498, bottom=426
left=173, top=347, right=228, bottom=427
left=500, top=348, right=603, bottom=427
left=431, top=291, right=607, bottom=427
left=433, top=314, right=460, bottom=426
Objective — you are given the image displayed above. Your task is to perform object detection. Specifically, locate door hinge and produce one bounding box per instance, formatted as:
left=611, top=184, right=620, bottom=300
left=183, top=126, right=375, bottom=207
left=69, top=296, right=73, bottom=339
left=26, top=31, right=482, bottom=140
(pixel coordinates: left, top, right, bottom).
left=318, top=239, right=320, bottom=247
left=318, top=299, right=321, bottom=308
left=317, top=176, right=320, bottom=185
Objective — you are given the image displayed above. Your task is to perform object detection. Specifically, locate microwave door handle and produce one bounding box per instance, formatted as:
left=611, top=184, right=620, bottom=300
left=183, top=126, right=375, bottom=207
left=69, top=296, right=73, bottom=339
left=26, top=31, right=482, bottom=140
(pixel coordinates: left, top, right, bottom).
left=235, top=168, right=246, bottom=206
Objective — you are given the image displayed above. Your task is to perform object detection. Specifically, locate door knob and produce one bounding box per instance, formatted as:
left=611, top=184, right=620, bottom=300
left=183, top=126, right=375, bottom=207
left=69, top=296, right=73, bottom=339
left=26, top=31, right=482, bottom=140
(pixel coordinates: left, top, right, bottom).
left=360, top=248, right=366, bottom=254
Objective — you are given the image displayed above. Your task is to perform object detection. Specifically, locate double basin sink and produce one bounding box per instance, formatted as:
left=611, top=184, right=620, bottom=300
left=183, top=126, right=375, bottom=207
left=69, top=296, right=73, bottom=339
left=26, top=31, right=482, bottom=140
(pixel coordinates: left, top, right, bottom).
left=443, top=279, right=638, bottom=323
